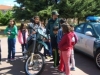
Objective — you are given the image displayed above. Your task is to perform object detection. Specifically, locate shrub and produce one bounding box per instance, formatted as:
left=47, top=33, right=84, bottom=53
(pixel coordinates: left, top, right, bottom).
left=0, top=11, right=13, bottom=26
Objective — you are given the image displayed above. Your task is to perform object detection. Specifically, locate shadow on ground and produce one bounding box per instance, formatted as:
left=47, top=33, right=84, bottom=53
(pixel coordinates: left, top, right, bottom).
left=75, top=51, right=100, bottom=75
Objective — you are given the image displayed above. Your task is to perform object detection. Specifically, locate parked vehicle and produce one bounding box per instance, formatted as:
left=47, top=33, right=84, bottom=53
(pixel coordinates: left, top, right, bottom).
left=74, top=16, right=100, bottom=69
left=24, top=27, right=48, bottom=75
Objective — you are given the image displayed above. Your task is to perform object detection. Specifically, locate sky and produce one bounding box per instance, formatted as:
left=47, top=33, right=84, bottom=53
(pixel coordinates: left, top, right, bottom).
left=0, top=0, right=19, bottom=6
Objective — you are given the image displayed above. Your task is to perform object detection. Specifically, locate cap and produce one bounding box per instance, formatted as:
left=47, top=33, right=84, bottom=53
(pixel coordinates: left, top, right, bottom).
left=52, top=10, right=59, bottom=15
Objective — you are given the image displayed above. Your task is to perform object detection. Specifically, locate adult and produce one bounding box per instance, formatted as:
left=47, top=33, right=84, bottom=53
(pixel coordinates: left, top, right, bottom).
left=46, top=10, right=61, bottom=61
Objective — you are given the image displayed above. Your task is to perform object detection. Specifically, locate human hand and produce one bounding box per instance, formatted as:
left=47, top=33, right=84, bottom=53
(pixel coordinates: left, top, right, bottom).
left=48, top=40, right=51, bottom=42
left=32, top=31, right=36, bottom=34
left=7, top=32, right=11, bottom=35
left=58, top=50, right=61, bottom=54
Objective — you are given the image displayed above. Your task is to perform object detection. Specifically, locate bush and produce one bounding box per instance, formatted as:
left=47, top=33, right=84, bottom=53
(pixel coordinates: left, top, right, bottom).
left=0, top=11, right=13, bottom=26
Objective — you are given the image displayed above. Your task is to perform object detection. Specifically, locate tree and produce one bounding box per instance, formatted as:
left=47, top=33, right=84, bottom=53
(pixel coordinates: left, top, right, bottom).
left=0, top=11, right=13, bottom=25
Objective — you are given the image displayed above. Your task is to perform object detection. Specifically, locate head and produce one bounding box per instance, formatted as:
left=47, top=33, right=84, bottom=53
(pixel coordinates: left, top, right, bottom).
left=8, top=19, right=16, bottom=27
left=61, top=23, right=71, bottom=33
left=70, top=25, right=74, bottom=31
left=34, top=16, right=40, bottom=24
left=52, top=10, right=59, bottom=20
left=60, top=18, right=66, bottom=25
left=19, top=23, right=27, bottom=31
left=53, top=26, right=59, bottom=34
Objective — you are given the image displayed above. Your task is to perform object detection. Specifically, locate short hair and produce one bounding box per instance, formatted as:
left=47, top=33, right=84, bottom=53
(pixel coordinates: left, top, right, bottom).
left=60, top=18, right=66, bottom=24
left=61, top=23, right=71, bottom=33
left=53, top=26, right=59, bottom=31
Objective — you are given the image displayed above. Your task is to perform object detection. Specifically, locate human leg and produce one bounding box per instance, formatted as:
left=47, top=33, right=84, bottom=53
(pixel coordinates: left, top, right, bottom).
left=21, top=44, right=24, bottom=56
left=8, top=38, right=11, bottom=59
left=11, top=38, right=16, bottom=59
left=70, top=49, right=75, bottom=70
left=62, top=50, right=71, bottom=75
left=58, top=52, right=65, bottom=72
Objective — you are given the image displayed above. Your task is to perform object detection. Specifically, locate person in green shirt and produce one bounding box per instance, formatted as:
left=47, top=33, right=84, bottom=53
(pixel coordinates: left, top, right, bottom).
left=46, top=10, right=61, bottom=68
left=4, top=19, right=17, bottom=61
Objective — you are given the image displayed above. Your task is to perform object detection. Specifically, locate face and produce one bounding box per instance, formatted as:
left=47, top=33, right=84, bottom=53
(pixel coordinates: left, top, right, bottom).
left=53, top=30, right=58, bottom=34
left=23, top=24, right=26, bottom=29
left=34, top=17, right=39, bottom=23
left=52, top=15, right=58, bottom=19
left=9, top=20, right=14, bottom=26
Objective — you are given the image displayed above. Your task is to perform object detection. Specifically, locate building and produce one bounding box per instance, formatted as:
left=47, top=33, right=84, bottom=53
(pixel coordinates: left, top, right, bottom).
left=0, top=5, right=12, bottom=13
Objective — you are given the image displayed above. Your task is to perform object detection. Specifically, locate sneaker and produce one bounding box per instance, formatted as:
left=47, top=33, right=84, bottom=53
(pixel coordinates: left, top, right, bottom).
left=23, top=50, right=27, bottom=54
left=6, top=59, right=11, bottom=62
left=11, top=59, right=15, bottom=61
left=23, top=55, right=28, bottom=59
left=49, top=59, right=53, bottom=61
left=59, top=72, right=65, bottom=75
left=70, top=67, right=75, bottom=71
left=50, top=66, right=57, bottom=68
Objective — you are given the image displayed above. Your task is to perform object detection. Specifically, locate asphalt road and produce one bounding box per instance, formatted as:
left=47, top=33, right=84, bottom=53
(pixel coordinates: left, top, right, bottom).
left=0, top=38, right=100, bottom=75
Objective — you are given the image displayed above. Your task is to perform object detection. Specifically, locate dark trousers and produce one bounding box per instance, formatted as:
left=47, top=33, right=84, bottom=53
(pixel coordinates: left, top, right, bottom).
left=52, top=49, right=59, bottom=67
left=51, top=36, right=59, bottom=67
left=21, top=43, right=27, bottom=56
left=44, top=42, right=52, bottom=57
left=8, top=38, right=16, bottom=59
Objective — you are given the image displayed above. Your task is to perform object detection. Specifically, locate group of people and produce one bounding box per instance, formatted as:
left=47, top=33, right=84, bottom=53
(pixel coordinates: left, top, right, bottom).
left=0, top=10, right=78, bottom=75
left=46, top=10, right=78, bottom=75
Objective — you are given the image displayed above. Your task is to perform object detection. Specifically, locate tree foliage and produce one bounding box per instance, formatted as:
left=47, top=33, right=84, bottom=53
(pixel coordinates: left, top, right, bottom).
left=13, top=0, right=100, bottom=20
left=0, top=11, right=13, bottom=25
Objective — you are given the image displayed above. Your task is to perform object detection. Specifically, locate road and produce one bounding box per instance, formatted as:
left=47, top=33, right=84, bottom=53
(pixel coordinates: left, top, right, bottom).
left=0, top=38, right=100, bottom=75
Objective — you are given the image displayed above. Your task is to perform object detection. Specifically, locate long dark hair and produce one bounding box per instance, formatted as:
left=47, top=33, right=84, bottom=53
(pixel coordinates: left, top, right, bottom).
left=8, top=19, right=16, bottom=28
left=19, top=23, right=26, bottom=32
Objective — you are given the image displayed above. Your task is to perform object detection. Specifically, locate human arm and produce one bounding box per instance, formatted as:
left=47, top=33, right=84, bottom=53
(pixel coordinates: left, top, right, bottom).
left=57, top=29, right=62, bottom=44
left=11, top=26, right=18, bottom=35
left=74, top=32, right=78, bottom=44
left=58, top=33, right=71, bottom=51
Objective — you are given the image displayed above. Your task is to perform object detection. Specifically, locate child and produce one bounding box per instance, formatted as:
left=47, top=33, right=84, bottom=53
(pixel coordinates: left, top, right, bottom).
left=58, top=23, right=74, bottom=75
left=57, top=19, right=66, bottom=73
left=27, top=16, right=41, bottom=52
left=4, top=19, right=17, bottom=61
left=50, top=26, right=59, bottom=68
left=41, top=20, right=52, bottom=58
left=18, top=23, right=28, bottom=59
left=70, top=25, right=78, bottom=71
left=0, top=40, right=1, bottom=64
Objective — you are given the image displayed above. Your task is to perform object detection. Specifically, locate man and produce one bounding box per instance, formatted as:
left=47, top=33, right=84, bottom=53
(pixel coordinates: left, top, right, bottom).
left=46, top=10, right=60, bottom=63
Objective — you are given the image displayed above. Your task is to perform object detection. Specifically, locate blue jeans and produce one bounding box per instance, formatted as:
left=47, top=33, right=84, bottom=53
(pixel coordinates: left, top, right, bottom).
left=8, top=38, right=16, bottom=59
left=44, top=42, right=52, bottom=57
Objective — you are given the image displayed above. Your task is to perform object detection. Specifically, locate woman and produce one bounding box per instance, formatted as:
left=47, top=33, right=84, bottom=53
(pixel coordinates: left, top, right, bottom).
left=18, top=23, right=28, bottom=58
left=58, top=23, right=74, bottom=75
left=4, top=19, right=17, bottom=61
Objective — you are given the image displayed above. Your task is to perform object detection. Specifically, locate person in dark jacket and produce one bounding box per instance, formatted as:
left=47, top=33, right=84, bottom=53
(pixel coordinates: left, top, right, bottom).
left=50, top=26, right=59, bottom=68
left=46, top=10, right=61, bottom=61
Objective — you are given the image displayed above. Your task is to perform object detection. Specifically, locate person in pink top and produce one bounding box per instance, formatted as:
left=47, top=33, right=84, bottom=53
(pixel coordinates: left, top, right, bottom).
left=59, top=23, right=74, bottom=75
left=70, top=25, right=78, bottom=71
left=18, top=23, right=28, bottom=58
